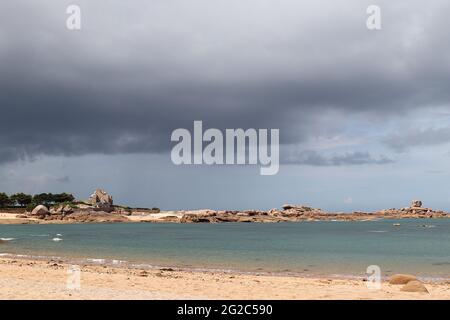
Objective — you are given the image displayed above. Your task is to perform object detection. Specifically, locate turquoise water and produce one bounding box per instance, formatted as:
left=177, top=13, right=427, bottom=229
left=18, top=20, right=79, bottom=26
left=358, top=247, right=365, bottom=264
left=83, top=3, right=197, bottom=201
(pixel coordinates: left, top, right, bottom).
left=0, top=219, right=449, bottom=279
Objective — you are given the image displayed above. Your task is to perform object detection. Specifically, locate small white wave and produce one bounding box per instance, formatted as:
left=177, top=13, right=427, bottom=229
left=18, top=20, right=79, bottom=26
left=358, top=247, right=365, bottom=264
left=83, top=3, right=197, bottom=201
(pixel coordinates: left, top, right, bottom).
left=369, top=230, right=387, bottom=233
left=0, top=253, right=12, bottom=256
left=0, top=238, right=15, bottom=241
left=56, top=234, right=63, bottom=236
left=52, top=237, right=63, bottom=242
left=87, top=258, right=106, bottom=264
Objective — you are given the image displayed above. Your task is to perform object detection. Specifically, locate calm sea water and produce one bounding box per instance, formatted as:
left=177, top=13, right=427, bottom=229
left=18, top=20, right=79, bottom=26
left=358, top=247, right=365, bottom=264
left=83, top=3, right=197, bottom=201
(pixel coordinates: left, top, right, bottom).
left=1, top=219, right=449, bottom=279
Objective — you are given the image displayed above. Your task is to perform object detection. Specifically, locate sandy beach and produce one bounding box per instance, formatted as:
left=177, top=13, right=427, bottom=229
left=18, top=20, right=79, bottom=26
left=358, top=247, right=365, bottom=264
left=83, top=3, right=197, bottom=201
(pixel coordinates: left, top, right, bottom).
left=0, top=257, right=448, bottom=300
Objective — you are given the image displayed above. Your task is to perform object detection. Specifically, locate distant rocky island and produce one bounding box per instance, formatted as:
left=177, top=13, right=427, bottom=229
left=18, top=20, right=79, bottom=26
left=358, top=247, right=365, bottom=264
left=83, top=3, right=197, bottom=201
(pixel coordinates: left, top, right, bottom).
left=176, top=200, right=448, bottom=223
left=0, top=190, right=448, bottom=224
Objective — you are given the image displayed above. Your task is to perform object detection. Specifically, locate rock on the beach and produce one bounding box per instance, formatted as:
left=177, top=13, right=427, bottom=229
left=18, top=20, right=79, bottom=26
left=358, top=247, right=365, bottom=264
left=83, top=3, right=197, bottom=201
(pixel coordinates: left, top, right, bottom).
left=89, top=189, right=114, bottom=212
left=400, top=280, right=429, bottom=293
left=31, top=205, right=49, bottom=216
left=63, top=211, right=129, bottom=223
left=389, top=274, right=417, bottom=285
left=180, top=210, right=217, bottom=223
left=50, top=204, right=73, bottom=215
left=90, top=189, right=113, bottom=205
left=411, top=200, right=422, bottom=208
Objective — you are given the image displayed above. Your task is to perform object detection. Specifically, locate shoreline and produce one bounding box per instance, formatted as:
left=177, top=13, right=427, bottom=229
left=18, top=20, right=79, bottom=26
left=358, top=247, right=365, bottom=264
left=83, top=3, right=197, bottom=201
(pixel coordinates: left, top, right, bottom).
left=0, top=252, right=449, bottom=283
left=1, top=211, right=450, bottom=225
left=0, top=256, right=448, bottom=299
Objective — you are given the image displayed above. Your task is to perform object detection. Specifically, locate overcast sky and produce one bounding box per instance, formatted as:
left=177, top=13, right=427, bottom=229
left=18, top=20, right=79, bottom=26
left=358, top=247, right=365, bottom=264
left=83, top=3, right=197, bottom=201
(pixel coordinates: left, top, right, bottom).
left=1, top=0, right=450, bottom=211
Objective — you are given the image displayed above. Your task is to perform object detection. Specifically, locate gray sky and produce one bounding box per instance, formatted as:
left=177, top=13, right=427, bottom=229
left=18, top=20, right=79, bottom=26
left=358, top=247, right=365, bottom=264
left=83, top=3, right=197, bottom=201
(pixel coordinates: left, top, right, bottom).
left=1, top=0, right=450, bottom=211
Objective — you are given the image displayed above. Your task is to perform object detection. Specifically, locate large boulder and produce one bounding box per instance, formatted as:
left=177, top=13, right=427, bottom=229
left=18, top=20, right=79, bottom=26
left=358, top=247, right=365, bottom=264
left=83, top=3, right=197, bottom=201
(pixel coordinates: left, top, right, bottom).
left=180, top=210, right=217, bottom=223
left=411, top=200, right=422, bottom=208
left=89, top=189, right=113, bottom=212
left=31, top=205, right=49, bottom=217
left=89, top=189, right=113, bottom=205
left=400, top=280, right=429, bottom=293
left=389, top=274, right=417, bottom=285
left=64, top=211, right=128, bottom=223
left=50, top=204, right=74, bottom=215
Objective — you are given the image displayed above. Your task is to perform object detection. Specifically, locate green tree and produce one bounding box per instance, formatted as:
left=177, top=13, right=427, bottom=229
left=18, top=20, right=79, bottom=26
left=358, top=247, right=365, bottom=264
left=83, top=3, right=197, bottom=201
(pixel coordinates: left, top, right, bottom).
left=10, top=193, right=33, bottom=207
left=0, top=193, right=11, bottom=208
left=26, top=202, right=37, bottom=211
left=32, top=193, right=51, bottom=206
left=54, top=193, right=75, bottom=203
left=32, top=193, right=75, bottom=206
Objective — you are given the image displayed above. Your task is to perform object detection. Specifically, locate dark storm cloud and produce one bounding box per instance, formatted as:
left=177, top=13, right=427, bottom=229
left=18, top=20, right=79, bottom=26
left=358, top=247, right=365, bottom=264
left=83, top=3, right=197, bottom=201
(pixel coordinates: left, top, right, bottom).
left=283, top=150, right=394, bottom=166
left=1, top=0, right=450, bottom=164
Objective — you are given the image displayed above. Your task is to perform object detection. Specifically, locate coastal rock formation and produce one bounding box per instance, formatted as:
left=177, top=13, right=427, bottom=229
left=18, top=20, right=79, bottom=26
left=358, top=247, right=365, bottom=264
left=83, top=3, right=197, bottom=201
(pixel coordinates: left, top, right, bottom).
left=8, top=197, right=450, bottom=225
left=389, top=274, right=417, bottom=285
left=50, top=204, right=73, bottom=215
left=180, top=210, right=220, bottom=223
left=68, top=211, right=128, bottom=223
left=173, top=200, right=449, bottom=223
left=43, top=211, right=128, bottom=223
left=31, top=205, right=49, bottom=217
left=113, top=207, right=132, bottom=216
left=179, top=209, right=276, bottom=223
left=178, top=205, right=330, bottom=223
left=89, top=189, right=113, bottom=212
left=376, top=200, right=446, bottom=218
left=277, top=204, right=324, bottom=217
left=400, top=280, right=429, bottom=293
left=411, top=200, right=422, bottom=208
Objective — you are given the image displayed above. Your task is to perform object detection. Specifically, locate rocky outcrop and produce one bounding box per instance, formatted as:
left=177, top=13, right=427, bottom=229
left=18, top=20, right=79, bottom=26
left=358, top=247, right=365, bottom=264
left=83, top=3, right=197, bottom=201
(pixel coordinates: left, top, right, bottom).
left=174, top=200, right=450, bottom=223
left=276, top=204, right=324, bottom=217
left=21, top=190, right=142, bottom=223
left=376, top=200, right=446, bottom=218
left=179, top=209, right=276, bottom=223
left=49, top=204, right=73, bottom=215
left=411, top=200, right=422, bottom=208
left=31, top=205, right=49, bottom=217
left=43, top=211, right=128, bottom=223
left=179, top=206, right=329, bottom=223
left=113, top=207, right=132, bottom=216
left=13, top=197, right=450, bottom=224
left=389, top=274, right=417, bottom=285
left=180, top=210, right=220, bottom=223
left=400, top=280, right=429, bottom=293
left=89, top=189, right=113, bottom=212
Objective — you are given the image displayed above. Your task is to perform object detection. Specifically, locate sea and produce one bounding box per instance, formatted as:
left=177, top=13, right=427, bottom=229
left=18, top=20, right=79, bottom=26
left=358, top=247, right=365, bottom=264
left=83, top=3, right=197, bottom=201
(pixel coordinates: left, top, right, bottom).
left=1, top=218, right=449, bottom=280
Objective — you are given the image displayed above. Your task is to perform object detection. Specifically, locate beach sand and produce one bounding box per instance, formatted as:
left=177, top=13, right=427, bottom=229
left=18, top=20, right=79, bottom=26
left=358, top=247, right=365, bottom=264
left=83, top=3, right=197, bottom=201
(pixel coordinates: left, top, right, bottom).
left=0, top=258, right=448, bottom=300
left=0, top=212, right=184, bottom=224
left=0, top=213, right=37, bottom=225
